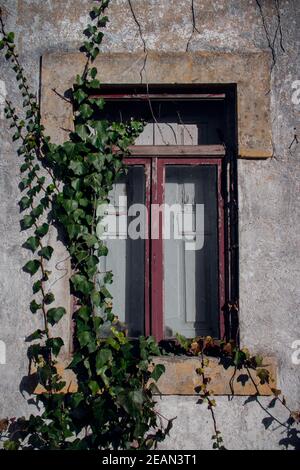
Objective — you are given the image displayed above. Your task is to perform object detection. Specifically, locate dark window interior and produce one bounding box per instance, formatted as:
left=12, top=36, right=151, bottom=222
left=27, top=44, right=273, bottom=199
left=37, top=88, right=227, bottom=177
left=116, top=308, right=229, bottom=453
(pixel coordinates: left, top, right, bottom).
left=97, top=99, right=226, bottom=145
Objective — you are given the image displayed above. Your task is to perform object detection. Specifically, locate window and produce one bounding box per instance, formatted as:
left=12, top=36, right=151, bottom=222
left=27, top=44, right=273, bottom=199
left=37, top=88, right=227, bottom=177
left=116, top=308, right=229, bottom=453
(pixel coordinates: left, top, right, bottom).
left=95, top=86, right=238, bottom=342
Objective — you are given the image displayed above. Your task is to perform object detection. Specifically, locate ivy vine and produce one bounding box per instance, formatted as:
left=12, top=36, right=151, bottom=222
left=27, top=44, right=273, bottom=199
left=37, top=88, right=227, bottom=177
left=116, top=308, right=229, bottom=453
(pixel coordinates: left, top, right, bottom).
left=0, top=0, right=173, bottom=450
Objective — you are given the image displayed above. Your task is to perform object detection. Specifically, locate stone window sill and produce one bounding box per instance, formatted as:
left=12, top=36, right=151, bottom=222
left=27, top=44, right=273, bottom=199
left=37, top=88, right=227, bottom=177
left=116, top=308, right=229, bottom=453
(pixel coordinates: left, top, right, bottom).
left=32, top=355, right=277, bottom=396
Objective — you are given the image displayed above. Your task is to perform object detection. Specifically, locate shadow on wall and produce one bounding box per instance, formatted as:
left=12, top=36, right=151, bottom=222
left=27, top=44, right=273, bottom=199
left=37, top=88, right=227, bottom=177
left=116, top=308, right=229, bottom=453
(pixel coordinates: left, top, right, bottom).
left=244, top=395, right=300, bottom=450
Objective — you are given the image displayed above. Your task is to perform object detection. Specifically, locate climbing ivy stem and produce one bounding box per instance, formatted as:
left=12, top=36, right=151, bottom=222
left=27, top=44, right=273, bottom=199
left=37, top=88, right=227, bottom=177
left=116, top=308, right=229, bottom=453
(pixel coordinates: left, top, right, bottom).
left=0, top=0, right=174, bottom=450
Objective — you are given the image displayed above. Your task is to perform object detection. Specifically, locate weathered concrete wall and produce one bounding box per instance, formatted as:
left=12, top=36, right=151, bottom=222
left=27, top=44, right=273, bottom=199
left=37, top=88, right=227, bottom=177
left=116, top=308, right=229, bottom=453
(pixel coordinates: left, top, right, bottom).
left=0, top=0, right=299, bottom=449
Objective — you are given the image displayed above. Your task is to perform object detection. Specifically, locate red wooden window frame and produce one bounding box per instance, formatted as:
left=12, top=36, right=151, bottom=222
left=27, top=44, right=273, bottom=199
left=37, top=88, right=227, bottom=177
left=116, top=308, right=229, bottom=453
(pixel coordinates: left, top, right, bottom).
left=124, top=154, right=225, bottom=342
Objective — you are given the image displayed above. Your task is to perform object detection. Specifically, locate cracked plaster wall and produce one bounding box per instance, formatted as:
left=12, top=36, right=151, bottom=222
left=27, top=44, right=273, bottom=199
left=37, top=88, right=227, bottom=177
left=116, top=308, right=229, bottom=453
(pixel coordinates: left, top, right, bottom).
left=0, top=0, right=299, bottom=449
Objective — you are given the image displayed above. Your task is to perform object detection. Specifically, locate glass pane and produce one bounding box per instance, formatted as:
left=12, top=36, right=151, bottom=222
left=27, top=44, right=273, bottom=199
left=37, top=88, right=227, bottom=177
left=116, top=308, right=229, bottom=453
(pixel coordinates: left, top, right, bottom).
left=97, top=166, right=145, bottom=337
left=97, top=100, right=225, bottom=145
left=164, top=165, right=219, bottom=338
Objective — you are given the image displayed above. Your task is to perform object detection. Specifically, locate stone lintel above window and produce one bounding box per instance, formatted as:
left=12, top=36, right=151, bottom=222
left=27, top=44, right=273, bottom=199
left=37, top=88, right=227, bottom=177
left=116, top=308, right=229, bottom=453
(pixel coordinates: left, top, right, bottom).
left=41, top=51, right=272, bottom=159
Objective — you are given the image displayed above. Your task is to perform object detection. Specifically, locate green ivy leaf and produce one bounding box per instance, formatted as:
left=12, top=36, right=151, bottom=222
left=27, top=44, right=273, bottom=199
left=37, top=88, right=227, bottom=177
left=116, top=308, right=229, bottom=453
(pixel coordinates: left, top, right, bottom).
left=46, top=337, right=64, bottom=356
left=90, top=6, right=101, bottom=19
left=70, top=179, right=80, bottom=192
left=140, top=336, right=161, bottom=358
left=37, top=364, right=55, bottom=386
left=44, top=292, right=55, bottom=305
left=100, top=286, right=112, bottom=299
left=19, top=196, right=31, bottom=211
left=71, top=392, right=84, bottom=408
left=73, top=88, right=88, bottom=105
left=71, top=274, right=94, bottom=296
left=95, top=348, right=112, bottom=373
left=5, top=50, right=12, bottom=60
left=69, top=160, right=86, bottom=176
left=74, top=124, right=89, bottom=141
left=65, top=223, right=82, bottom=239
left=90, top=47, right=100, bottom=61
left=88, top=78, right=100, bottom=88
left=30, top=299, right=42, bottom=313
left=3, top=440, right=19, bottom=451
left=90, top=67, right=97, bottom=79
left=62, top=199, right=78, bottom=214
left=88, top=380, right=100, bottom=395
left=256, top=368, right=270, bottom=385
left=27, top=343, right=44, bottom=361
left=117, top=390, right=144, bottom=417
left=35, top=223, right=49, bottom=237
left=13, top=130, right=21, bottom=141
left=94, top=32, right=104, bottom=44
left=255, top=355, right=264, bottom=367
left=104, top=271, right=113, bottom=284
left=31, top=204, right=44, bottom=218
left=20, top=215, right=35, bottom=230
left=23, top=236, right=39, bottom=253
left=86, top=255, right=99, bottom=277
left=7, top=32, right=15, bottom=43
left=96, top=365, right=109, bottom=387
left=33, top=279, right=42, bottom=293
left=76, top=305, right=91, bottom=322
left=77, top=330, right=96, bottom=353
left=82, top=233, right=98, bottom=247
left=84, top=25, right=97, bottom=37
left=47, top=307, right=66, bottom=326
left=20, top=163, right=29, bottom=173
left=106, top=337, right=120, bottom=351
left=233, top=349, right=246, bottom=367
left=98, top=244, right=108, bottom=256
left=79, top=104, right=93, bottom=120
left=72, top=208, right=86, bottom=223
left=91, top=290, right=101, bottom=307
left=87, top=153, right=104, bottom=171
left=23, top=259, right=40, bottom=276
left=40, top=196, right=50, bottom=208
left=38, top=246, right=54, bottom=261
left=97, top=15, right=109, bottom=27
left=151, top=364, right=165, bottom=382
left=26, top=329, right=45, bottom=341
left=90, top=98, right=105, bottom=111
left=19, top=178, right=29, bottom=191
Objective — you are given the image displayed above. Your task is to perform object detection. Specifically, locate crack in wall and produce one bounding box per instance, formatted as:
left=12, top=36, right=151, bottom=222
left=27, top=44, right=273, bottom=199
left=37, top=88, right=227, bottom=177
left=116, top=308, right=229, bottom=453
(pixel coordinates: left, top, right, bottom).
left=186, top=0, right=201, bottom=52
left=127, top=0, right=147, bottom=83
left=126, top=0, right=169, bottom=143
left=288, top=128, right=299, bottom=150
left=255, top=0, right=285, bottom=71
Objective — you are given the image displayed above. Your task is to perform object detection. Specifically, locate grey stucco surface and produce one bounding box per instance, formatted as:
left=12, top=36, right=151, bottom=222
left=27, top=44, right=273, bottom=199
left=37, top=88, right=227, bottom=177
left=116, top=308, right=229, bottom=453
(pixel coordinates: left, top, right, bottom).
left=0, top=0, right=299, bottom=449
